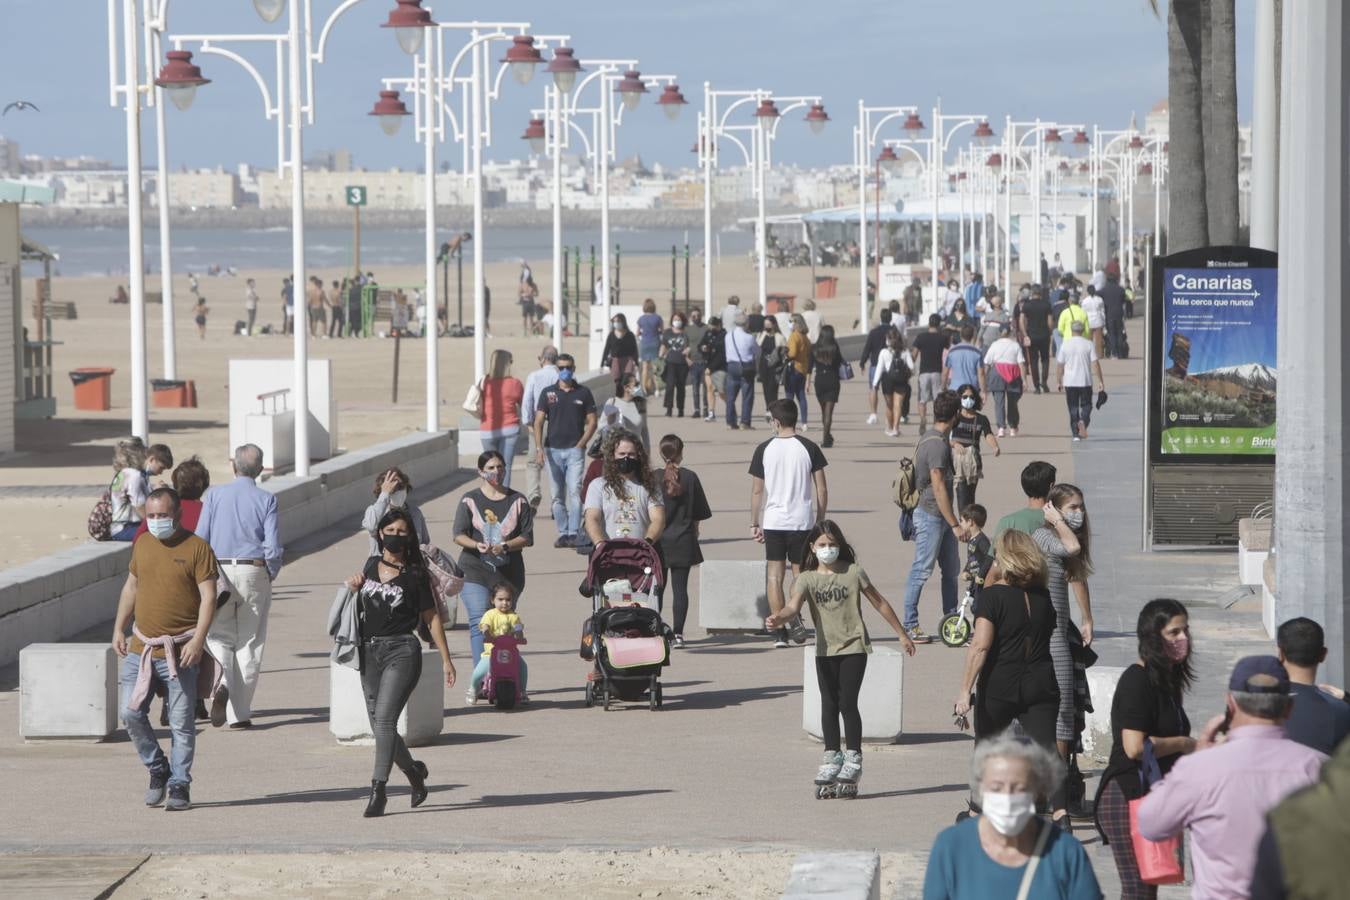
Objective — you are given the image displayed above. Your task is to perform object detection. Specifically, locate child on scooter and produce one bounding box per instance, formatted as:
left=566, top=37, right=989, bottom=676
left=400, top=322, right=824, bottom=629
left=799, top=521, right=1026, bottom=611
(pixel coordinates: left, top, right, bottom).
left=960, top=504, right=994, bottom=602
left=470, top=581, right=528, bottom=704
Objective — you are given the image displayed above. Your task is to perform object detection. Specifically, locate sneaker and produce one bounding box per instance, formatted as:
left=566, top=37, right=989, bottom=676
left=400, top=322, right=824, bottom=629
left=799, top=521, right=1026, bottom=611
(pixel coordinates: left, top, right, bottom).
left=996, top=427, right=1006, bottom=438
left=1009, top=428, right=1018, bottom=437
left=518, top=692, right=530, bottom=704
left=673, top=634, right=685, bottom=649
left=728, top=423, right=739, bottom=430
left=788, top=616, right=809, bottom=645
left=901, top=416, right=910, bottom=425
left=553, top=534, right=574, bottom=549
left=907, top=626, right=934, bottom=644
left=866, top=413, right=878, bottom=425
left=145, top=767, right=169, bottom=807
left=209, top=685, right=229, bottom=728
left=884, top=429, right=897, bottom=438
left=798, top=423, right=808, bottom=432
left=774, top=629, right=790, bottom=648
left=164, top=784, right=191, bottom=812
left=465, top=689, right=478, bottom=706
left=1072, top=436, right=1082, bottom=442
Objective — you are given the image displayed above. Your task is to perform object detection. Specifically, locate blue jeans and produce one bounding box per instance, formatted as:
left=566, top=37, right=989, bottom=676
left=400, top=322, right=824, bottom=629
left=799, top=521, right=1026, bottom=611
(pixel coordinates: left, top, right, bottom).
left=461, top=581, right=490, bottom=661
left=725, top=361, right=755, bottom=426
left=119, top=651, right=198, bottom=787
left=480, top=428, right=520, bottom=489
left=689, top=362, right=708, bottom=414
left=471, top=653, right=529, bottom=695
left=902, top=506, right=960, bottom=630
left=545, top=446, right=585, bottom=537
left=784, top=369, right=809, bottom=424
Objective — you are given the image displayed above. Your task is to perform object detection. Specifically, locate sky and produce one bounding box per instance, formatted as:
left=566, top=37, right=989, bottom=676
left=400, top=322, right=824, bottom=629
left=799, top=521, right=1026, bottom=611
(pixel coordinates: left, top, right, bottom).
left=0, top=0, right=1255, bottom=173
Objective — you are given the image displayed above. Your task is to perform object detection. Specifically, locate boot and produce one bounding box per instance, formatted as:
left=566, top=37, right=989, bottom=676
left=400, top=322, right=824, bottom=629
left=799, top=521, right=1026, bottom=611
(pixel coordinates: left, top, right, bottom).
left=405, top=760, right=429, bottom=808
left=363, top=780, right=387, bottom=818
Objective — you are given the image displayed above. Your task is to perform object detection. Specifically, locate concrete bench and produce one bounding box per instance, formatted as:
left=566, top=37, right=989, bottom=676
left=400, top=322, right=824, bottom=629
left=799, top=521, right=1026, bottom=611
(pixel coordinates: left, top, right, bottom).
left=1239, top=518, right=1273, bottom=587
left=698, top=560, right=771, bottom=632
left=802, top=645, right=904, bottom=744
left=1082, top=665, right=1126, bottom=763
left=782, top=852, right=880, bottom=900
left=20, top=643, right=120, bottom=741
left=1262, top=554, right=1277, bottom=638
left=329, top=650, right=443, bottom=746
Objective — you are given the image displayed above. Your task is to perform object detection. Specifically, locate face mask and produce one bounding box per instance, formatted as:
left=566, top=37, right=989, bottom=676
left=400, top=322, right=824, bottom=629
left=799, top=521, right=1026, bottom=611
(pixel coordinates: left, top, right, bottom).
left=558, top=368, right=575, bottom=382
left=388, top=489, right=408, bottom=508
left=815, top=546, right=840, bottom=565
left=630, top=386, right=647, bottom=399
left=380, top=533, right=410, bottom=554
left=980, top=790, right=1036, bottom=836
left=616, top=456, right=639, bottom=475
left=480, top=469, right=503, bottom=486
left=147, top=518, right=176, bottom=540
left=673, top=322, right=684, bottom=331
left=1164, top=634, right=1190, bottom=662
left=613, top=323, right=625, bottom=333
left=961, top=397, right=976, bottom=410
left=1063, top=509, right=1085, bottom=530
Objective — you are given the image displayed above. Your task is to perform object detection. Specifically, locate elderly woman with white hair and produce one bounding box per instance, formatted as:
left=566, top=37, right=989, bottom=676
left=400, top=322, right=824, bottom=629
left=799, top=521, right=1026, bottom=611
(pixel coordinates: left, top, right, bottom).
left=922, top=732, right=1103, bottom=899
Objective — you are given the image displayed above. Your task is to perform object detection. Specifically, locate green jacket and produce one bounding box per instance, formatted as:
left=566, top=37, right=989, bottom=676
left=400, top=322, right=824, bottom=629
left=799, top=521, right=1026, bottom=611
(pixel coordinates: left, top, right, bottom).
left=1265, top=737, right=1348, bottom=898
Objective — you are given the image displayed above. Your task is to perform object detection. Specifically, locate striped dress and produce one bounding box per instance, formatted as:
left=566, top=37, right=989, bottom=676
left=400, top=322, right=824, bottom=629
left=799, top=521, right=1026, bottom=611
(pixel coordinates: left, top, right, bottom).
left=1033, top=526, right=1078, bottom=742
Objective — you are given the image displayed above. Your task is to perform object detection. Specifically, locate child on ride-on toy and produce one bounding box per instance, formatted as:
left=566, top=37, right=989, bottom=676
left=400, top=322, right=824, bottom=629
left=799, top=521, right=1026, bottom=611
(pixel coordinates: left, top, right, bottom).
left=470, top=582, right=529, bottom=704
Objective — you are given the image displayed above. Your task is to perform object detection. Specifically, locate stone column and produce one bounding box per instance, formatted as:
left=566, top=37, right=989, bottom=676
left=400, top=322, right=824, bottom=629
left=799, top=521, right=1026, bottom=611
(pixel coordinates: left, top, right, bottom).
left=1274, top=0, right=1348, bottom=684
left=1250, top=0, right=1280, bottom=250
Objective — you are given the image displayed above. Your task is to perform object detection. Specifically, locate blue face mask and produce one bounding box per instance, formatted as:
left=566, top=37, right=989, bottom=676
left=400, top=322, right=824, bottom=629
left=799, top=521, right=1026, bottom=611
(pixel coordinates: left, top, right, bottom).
left=147, top=518, right=176, bottom=541
left=558, top=368, right=575, bottom=382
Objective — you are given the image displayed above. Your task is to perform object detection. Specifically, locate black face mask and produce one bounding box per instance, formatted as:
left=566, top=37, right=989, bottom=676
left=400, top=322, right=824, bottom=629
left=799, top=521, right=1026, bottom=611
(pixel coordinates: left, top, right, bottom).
left=381, top=533, right=411, bottom=554
left=616, top=456, right=640, bottom=475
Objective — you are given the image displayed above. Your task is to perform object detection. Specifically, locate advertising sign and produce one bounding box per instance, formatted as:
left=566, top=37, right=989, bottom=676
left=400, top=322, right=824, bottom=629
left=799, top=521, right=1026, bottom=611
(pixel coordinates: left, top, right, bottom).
left=1148, top=246, right=1277, bottom=463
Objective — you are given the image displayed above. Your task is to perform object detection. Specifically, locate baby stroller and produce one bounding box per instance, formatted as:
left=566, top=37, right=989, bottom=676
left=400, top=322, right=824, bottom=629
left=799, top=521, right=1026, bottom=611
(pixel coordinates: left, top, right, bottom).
left=578, top=538, right=671, bottom=711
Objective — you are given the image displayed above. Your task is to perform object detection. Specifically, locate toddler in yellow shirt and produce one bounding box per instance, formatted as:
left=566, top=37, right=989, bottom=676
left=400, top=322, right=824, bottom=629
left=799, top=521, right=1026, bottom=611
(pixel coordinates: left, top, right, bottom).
left=470, top=582, right=528, bottom=703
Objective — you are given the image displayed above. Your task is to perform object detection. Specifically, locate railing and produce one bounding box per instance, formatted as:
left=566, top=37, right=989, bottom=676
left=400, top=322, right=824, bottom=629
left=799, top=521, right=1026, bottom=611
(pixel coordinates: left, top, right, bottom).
left=256, top=388, right=291, bottom=414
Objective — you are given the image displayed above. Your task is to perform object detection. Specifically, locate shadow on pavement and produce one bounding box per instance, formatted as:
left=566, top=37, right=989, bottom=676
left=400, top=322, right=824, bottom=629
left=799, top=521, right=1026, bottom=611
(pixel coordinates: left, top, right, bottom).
left=897, top=732, right=975, bottom=746
left=662, top=683, right=799, bottom=711
left=194, top=785, right=468, bottom=809
left=431, top=788, right=673, bottom=812
left=854, top=782, right=968, bottom=801
left=423, top=731, right=520, bottom=747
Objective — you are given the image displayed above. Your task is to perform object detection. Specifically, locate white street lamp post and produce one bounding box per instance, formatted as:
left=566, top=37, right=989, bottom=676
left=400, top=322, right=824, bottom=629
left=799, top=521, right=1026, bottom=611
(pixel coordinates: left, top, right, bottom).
left=929, top=102, right=989, bottom=290
left=855, top=103, right=920, bottom=331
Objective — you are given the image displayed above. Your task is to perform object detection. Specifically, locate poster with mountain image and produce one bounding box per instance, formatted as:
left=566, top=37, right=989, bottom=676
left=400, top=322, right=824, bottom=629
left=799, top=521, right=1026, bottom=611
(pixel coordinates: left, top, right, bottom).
left=1161, top=265, right=1277, bottom=456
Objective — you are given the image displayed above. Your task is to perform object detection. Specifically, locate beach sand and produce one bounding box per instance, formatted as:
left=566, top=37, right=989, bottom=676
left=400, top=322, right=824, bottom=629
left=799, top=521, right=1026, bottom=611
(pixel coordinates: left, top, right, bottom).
left=6, top=251, right=864, bottom=569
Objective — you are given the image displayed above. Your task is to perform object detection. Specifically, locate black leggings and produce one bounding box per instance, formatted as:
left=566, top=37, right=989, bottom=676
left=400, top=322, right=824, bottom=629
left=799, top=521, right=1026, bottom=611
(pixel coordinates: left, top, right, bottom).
left=976, top=695, right=1066, bottom=811
left=657, top=565, right=692, bottom=635
left=663, top=362, right=689, bottom=414
left=360, top=635, right=422, bottom=782
left=1027, top=337, right=1051, bottom=390
left=761, top=372, right=780, bottom=408
left=816, top=653, right=868, bottom=752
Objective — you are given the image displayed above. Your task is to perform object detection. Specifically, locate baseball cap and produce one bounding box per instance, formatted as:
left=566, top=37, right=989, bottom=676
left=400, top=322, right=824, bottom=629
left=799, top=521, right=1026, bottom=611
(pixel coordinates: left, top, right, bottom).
left=1228, top=655, right=1290, bottom=694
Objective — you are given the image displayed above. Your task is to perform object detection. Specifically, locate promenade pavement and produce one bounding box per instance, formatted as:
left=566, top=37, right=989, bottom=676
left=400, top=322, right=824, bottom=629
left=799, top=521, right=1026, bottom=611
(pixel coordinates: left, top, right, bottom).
left=0, top=314, right=1273, bottom=897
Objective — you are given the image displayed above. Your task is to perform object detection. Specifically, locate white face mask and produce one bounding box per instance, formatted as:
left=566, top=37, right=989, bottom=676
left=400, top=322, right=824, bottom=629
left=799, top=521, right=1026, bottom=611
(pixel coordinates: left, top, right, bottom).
left=961, top=397, right=976, bottom=410
left=147, top=517, right=176, bottom=541
left=1063, top=509, right=1085, bottom=530
left=388, top=489, right=408, bottom=508
left=980, top=790, right=1036, bottom=836
left=815, top=546, right=840, bottom=565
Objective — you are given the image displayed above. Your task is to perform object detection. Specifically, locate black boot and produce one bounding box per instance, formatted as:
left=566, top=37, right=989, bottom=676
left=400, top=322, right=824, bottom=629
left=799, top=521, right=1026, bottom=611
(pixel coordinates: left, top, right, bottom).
left=363, top=780, right=387, bottom=818
left=405, top=760, right=429, bottom=808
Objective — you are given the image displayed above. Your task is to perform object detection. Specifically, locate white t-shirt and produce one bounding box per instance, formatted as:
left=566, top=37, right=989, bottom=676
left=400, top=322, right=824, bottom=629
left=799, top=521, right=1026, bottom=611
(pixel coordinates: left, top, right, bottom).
left=111, top=467, right=148, bottom=525
left=1056, top=336, right=1097, bottom=388
left=1080, top=295, right=1106, bottom=329
left=584, top=477, right=662, bottom=540
left=748, top=434, right=828, bottom=531
left=983, top=338, right=1026, bottom=367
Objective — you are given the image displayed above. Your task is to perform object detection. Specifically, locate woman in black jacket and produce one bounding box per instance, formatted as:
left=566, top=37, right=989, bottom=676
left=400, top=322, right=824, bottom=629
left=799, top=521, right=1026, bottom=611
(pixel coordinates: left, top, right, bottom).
left=654, top=434, right=711, bottom=647
left=601, top=312, right=639, bottom=395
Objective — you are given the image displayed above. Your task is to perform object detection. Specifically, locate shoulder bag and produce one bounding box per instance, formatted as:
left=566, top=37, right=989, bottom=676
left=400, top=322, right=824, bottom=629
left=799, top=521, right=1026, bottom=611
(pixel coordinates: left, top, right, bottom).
left=1014, top=817, right=1052, bottom=900
left=1127, top=738, right=1186, bottom=885
left=462, top=378, right=484, bottom=417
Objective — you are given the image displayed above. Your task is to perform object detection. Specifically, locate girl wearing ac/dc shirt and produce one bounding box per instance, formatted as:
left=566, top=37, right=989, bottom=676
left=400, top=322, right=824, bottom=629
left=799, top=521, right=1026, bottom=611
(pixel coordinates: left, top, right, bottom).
left=343, top=508, right=456, bottom=819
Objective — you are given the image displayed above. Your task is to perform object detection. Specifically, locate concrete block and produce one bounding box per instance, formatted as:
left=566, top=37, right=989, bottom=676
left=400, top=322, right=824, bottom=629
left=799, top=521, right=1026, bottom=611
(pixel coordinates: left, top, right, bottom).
left=1082, top=665, right=1126, bottom=763
left=1239, top=540, right=1269, bottom=588
left=1238, top=518, right=1272, bottom=551
left=698, top=560, right=769, bottom=631
left=329, top=650, right=443, bottom=746
left=20, top=643, right=119, bottom=740
left=1262, top=555, right=1277, bottom=639
left=802, top=646, right=904, bottom=744
left=782, top=852, right=880, bottom=900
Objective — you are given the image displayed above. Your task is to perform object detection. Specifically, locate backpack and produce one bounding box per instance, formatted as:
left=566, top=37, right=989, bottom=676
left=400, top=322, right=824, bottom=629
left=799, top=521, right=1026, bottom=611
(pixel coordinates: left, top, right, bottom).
left=888, top=350, right=910, bottom=380
left=87, top=476, right=116, bottom=540
left=893, top=434, right=942, bottom=511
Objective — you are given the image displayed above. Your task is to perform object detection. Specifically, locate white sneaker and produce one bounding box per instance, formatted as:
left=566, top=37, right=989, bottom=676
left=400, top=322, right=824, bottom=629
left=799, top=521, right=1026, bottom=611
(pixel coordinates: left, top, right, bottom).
left=1009, top=428, right=1018, bottom=437
left=866, top=414, right=878, bottom=425
left=997, top=427, right=1006, bottom=438
left=884, top=429, right=897, bottom=437
left=465, top=689, right=478, bottom=705
left=798, top=423, right=809, bottom=432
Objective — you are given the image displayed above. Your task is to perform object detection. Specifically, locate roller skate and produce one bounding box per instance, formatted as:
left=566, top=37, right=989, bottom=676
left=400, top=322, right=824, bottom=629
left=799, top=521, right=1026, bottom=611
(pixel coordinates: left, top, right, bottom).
left=835, top=750, right=862, bottom=799
left=814, top=750, right=843, bottom=799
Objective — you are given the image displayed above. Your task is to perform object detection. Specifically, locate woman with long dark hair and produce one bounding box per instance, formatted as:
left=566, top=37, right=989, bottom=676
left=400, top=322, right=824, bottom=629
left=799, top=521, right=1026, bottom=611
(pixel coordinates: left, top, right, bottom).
left=582, top=430, right=665, bottom=545
left=949, top=385, right=1000, bottom=517
left=1094, top=599, right=1196, bottom=900
left=757, top=315, right=787, bottom=413
left=601, top=312, right=639, bottom=395
left=343, top=508, right=456, bottom=818
left=766, top=519, right=914, bottom=797
left=784, top=314, right=812, bottom=429
left=660, top=312, right=692, bottom=417
left=811, top=324, right=843, bottom=448
left=655, top=435, right=711, bottom=648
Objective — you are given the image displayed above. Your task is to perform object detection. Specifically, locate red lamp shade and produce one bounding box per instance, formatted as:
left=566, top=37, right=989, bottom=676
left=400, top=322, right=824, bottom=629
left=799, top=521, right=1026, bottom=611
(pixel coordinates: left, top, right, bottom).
left=656, top=84, right=688, bottom=121
left=1139, top=161, right=1154, bottom=176
left=154, top=51, right=211, bottom=111
left=985, top=152, right=1003, bottom=171
left=1129, top=133, right=1146, bottom=150
left=973, top=120, right=995, bottom=144
left=1078, top=162, right=1090, bottom=173
left=614, top=70, right=648, bottom=112
left=1072, top=128, right=1090, bottom=146
left=369, top=89, right=411, bottom=136
left=382, top=0, right=436, bottom=55
left=1058, top=160, right=1070, bottom=171
left=878, top=145, right=900, bottom=172
left=500, top=35, right=543, bottom=85
left=804, top=103, right=830, bottom=135
left=754, top=98, right=781, bottom=131
left=522, top=117, right=547, bottom=154
left=547, top=47, right=583, bottom=94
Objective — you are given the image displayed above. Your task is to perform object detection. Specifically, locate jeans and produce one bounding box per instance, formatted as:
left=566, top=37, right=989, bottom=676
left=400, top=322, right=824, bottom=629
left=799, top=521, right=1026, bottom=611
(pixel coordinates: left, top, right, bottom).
left=990, top=390, right=1020, bottom=430
left=689, top=362, right=708, bottom=414
left=480, top=428, right=520, bottom=488
left=460, top=581, right=491, bottom=661
left=902, top=506, right=960, bottom=630
left=110, top=521, right=140, bottom=542
left=120, top=651, right=198, bottom=787
left=470, top=653, right=529, bottom=695
left=1026, top=337, right=1051, bottom=391
left=784, top=368, right=808, bottom=424
left=1066, top=386, right=1093, bottom=436
left=360, top=634, right=421, bottom=782
left=545, top=446, right=585, bottom=537
left=725, top=361, right=755, bottom=426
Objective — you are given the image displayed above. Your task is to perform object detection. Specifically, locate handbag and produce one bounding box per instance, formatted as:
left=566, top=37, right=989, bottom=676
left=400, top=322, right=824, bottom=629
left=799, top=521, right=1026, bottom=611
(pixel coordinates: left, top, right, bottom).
left=837, top=360, right=855, bottom=381
left=1128, top=739, right=1186, bottom=885
left=461, top=378, right=484, bottom=416
left=420, top=543, right=464, bottom=627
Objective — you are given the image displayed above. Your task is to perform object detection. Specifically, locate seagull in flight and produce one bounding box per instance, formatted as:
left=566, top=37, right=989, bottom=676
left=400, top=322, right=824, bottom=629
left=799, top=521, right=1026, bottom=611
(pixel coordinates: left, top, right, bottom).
left=3, top=100, right=40, bottom=115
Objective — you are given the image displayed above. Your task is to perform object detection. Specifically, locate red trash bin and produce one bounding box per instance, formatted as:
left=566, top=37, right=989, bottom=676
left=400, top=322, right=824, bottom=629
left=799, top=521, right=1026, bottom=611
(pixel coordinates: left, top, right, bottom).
left=814, top=276, right=838, bottom=299
left=70, top=367, right=115, bottom=411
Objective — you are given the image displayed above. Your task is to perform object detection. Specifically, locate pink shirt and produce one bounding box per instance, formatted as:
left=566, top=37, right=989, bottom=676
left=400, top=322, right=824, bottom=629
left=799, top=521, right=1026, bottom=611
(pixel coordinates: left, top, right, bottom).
left=480, top=377, right=524, bottom=433
left=1138, top=724, right=1325, bottom=900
